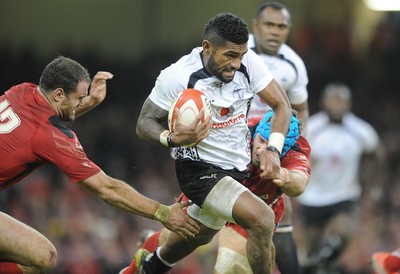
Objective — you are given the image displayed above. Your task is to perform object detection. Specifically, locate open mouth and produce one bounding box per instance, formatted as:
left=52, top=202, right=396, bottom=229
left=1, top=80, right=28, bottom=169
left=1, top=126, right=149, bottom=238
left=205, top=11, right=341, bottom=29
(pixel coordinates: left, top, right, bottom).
left=266, top=39, right=280, bottom=47
left=223, top=70, right=235, bottom=79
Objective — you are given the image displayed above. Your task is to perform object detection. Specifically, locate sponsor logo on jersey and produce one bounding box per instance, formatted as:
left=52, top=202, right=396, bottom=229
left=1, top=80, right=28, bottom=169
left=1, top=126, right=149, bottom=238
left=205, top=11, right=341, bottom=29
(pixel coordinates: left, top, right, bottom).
left=211, top=114, right=245, bottom=129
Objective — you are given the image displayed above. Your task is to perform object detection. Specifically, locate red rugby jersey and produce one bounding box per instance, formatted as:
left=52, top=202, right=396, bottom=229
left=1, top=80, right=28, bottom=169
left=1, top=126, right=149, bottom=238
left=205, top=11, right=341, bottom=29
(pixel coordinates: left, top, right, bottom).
left=227, top=135, right=311, bottom=237
left=0, top=83, right=101, bottom=190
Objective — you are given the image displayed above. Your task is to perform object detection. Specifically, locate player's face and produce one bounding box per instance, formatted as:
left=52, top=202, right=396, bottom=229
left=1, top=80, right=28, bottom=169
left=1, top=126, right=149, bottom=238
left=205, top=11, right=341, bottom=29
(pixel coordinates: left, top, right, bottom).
left=252, top=7, right=291, bottom=55
left=323, top=91, right=351, bottom=122
left=204, top=41, right=248, bottom=83
left=59, top=81, right=89, bottom=121
left=252, top=133, right=269, bottom=166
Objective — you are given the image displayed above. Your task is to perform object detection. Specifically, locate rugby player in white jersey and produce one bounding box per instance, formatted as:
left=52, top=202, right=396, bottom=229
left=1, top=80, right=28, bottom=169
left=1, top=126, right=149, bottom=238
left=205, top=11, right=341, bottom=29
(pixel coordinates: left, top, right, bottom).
left=297, top=83, right=386, bottom=272
left=133, top=12, right=292, bottom=274
left=219, top=2, right=309, bottom=274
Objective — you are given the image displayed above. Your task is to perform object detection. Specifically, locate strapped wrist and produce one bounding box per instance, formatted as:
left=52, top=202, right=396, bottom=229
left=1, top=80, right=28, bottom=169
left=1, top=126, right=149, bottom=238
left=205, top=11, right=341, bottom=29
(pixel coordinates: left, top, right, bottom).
left=268, top=132, right=285, bottom=155
left=154, top=204, right=171, bottom=223
left=159, top=130, right=170, bottom=147
left=267, top=145, right=281, bottom=157
left=167, top=131, right=176, bottom=147
left=160, top=130, right=176, bottom=147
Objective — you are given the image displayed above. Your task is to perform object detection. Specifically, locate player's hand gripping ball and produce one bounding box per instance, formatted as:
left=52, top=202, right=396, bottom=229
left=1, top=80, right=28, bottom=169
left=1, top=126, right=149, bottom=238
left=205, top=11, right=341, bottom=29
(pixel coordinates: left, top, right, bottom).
left=168, top=89, right=212, bottom=146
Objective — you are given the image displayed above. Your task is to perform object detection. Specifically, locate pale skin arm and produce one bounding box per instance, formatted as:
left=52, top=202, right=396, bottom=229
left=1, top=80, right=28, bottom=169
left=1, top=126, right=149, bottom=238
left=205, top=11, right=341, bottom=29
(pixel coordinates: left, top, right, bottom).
left=272, top=168, right=309, bottom=197
left=136, top=98, right=211, bottom=146
left=257, top=79, right=292, bottom=179
left=77, top=171, right=200, bottom=238
left=75, top=71, right=114, bottom=118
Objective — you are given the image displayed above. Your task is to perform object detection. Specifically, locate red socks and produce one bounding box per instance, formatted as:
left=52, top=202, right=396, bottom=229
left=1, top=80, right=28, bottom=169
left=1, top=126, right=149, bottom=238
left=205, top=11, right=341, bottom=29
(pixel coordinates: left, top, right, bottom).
left=142, top=230, right=162, bottom=253
left=122, top=230, right=162, bottom=274
left=0, top=262, right=23, bottom=274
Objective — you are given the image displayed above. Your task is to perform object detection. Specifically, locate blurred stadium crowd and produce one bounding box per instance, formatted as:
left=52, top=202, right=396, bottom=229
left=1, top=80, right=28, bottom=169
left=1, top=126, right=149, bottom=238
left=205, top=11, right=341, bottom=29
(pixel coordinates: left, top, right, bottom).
left=1, top=12, right=400, bottom=274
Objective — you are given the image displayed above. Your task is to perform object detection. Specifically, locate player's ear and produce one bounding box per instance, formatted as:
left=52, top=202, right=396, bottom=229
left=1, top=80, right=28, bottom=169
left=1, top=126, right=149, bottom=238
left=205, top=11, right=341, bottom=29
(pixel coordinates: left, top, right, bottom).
left=202, top=40, right=212, bottom=54
left=53, top=88, right=65, bottom=102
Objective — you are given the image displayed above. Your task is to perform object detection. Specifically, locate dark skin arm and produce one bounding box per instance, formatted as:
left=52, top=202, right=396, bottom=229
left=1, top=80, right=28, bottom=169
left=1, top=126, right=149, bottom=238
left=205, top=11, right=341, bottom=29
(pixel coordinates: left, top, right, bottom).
left=257, top=79, right=292, bottom=179
left=291, top=101, right=309, bottom=136
left=136, top=98, right=212, bottom=146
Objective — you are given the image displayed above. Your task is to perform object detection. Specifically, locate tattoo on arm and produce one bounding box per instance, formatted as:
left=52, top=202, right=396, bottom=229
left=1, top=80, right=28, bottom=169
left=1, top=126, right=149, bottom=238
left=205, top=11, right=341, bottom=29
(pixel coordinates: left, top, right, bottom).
left=136, top=98, right=169, bottom=144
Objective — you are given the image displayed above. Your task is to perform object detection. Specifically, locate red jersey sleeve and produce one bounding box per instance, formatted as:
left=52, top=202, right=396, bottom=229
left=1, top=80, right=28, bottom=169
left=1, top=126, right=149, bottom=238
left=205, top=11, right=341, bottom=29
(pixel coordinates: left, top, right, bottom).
left=281, top=136, right=311, bottom=177
left=34, top=122, right=101, bottom=183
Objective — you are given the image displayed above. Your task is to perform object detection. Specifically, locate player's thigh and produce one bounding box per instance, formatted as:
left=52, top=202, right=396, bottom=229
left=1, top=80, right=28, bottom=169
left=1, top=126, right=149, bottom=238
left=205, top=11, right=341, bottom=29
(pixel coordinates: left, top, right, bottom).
left=232, top=190, right=274, bottom=230
left=0, top=212, right=56, bottom=264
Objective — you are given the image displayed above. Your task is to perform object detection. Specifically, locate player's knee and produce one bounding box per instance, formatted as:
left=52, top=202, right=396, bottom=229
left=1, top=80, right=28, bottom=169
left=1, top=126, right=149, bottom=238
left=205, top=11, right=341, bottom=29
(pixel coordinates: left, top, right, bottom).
left=248, top=205, right=275, bottom=237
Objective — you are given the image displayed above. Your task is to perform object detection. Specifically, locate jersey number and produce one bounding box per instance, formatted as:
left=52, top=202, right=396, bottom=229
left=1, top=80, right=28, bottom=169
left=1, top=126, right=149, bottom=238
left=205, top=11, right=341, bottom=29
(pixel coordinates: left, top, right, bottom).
left=0, top=99, right=21, bottom=133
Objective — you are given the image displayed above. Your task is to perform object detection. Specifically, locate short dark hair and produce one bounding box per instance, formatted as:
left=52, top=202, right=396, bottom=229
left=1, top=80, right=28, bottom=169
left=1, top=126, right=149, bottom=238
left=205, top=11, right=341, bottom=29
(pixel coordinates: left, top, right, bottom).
left=255, top=2, right=290, bottom=20
left=203, top=13, right=249, bottom=47
left=39, top=56, right=90, bottom=94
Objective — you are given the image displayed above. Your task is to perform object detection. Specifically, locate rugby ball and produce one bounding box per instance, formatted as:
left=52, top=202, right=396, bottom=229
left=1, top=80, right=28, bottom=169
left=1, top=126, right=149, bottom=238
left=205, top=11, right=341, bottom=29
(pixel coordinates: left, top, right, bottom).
left=168, top=88, right=212, bottom=133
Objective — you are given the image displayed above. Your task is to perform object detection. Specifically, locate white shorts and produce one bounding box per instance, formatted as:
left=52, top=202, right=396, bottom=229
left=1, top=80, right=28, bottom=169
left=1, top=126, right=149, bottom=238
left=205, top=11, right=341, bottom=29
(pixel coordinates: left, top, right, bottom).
left=187, top=176, right=248, bottom=230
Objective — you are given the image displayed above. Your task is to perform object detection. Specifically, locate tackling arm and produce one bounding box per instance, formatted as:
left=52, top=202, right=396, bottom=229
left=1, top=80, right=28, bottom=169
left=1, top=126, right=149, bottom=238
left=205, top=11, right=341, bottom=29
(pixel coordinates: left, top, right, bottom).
left=273, top=168, right=308, bottom=197
left=78, top=171, right=199, bottom=238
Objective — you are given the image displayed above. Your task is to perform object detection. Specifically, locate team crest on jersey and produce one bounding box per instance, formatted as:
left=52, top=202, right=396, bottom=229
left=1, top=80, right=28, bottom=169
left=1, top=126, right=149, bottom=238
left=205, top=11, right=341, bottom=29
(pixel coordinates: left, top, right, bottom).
left=232, top=86, right=244, bottom=99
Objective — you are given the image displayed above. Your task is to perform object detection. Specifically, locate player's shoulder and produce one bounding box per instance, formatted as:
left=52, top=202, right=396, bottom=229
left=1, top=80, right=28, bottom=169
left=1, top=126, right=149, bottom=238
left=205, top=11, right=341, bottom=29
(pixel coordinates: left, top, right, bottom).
left=248, top=33, right=256, bottom=48
left=157, top=48, right=202, bottom=85
left=343, top=112, right=378, bottom=135
left=296, top=136, right=311, bottom=155
left=308, top=112, right=328, bottom=126
left=344, top=112, right=371, bottom=126
left=279, top=44, right=306, bottom=66
left=282, top=137, right=311, bottom=169
left=162, top=47, right=202, bottom=72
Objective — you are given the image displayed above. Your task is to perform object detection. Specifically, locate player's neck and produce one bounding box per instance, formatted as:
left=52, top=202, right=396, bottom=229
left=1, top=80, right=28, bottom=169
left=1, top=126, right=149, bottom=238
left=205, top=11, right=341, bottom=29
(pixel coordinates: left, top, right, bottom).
left=38, top=87, right=58, bottom=114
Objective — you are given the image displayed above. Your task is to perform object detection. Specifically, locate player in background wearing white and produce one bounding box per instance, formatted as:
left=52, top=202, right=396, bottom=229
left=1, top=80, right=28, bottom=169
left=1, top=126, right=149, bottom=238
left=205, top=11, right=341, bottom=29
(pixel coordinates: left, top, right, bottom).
left=297, top=83, right=386, bottom=273
left=244, top=2, right=309, bottom=274
left=132, top=13, right=292, bottom=274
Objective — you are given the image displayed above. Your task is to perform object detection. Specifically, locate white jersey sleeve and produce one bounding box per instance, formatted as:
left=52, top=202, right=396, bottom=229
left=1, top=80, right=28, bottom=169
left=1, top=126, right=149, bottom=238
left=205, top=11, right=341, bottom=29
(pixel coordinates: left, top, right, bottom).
left=345, top=113, right=379, bottom=153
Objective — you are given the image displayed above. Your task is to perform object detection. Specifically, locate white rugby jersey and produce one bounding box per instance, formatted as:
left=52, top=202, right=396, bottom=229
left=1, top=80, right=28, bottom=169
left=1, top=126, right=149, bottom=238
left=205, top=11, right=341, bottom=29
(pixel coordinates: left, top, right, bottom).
left=247, top=34, right=308, bottom=118
left=297, top=112, right=379, bottom=206
left=148, top=47, right=273, bottom=171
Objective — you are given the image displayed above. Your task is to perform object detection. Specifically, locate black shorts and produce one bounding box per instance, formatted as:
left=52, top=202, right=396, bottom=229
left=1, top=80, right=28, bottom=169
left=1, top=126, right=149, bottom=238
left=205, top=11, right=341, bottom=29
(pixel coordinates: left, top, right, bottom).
left=175, top=160, right=249, bottom=207
left=299, top=200, right=357, bottom=227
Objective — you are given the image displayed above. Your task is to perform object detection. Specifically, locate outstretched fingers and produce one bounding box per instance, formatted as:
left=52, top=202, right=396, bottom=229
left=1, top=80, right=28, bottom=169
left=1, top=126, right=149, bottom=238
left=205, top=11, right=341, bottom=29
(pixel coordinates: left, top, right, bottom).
left=164, top=202, right=200, bottom=239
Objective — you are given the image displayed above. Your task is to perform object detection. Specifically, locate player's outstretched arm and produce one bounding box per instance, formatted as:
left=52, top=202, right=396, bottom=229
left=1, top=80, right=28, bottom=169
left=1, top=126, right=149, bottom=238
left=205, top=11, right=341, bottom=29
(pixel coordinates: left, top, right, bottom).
left=75, top=71, right=114, bottom=118
left=272, top=168, right=309, bottom=197
left=78, top=171, right=200, bottom=239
